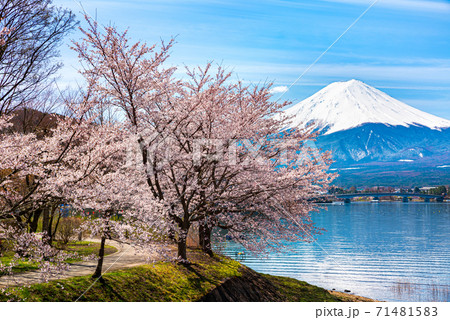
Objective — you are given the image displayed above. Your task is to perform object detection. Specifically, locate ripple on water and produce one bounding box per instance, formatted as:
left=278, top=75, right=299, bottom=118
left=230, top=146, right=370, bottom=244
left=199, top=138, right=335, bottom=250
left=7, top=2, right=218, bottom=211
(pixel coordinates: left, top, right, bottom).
left=217, top=203, right=450, bottom=302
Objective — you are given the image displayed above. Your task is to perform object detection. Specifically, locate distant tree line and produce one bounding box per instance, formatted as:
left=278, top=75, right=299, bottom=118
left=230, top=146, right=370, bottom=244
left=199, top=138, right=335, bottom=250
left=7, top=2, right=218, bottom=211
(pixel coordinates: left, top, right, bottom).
left=1, top=0, right=333, bottom=281
left=329, top=185, right=448, bottom=196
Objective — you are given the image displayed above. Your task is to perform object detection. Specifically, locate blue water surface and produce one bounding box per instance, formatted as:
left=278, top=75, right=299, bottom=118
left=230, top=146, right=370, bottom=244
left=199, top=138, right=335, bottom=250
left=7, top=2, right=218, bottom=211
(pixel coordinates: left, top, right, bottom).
left=219, top=202, right=450, bottom=302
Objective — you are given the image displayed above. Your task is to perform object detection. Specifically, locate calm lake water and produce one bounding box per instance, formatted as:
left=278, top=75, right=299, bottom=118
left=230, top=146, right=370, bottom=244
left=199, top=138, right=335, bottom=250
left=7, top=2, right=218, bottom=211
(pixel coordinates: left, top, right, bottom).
left=219, top=202, right=450, bottom=302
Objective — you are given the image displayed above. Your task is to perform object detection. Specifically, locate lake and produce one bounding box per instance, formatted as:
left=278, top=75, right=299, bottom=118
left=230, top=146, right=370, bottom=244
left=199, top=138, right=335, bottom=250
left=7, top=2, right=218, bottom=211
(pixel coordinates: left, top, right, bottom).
left=218, top=202, right=450, bottom=302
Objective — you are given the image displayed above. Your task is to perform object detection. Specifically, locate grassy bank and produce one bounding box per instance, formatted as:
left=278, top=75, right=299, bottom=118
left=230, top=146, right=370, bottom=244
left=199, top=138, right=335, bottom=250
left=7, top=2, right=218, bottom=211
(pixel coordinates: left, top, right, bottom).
left=0, top=241, right=117, bottom=275
left=0, top=251, right=373, bottom=302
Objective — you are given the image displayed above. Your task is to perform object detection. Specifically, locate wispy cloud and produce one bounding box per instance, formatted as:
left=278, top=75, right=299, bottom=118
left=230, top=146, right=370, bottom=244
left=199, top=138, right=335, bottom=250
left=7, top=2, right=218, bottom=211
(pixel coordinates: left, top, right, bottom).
left=232, top=63, right=450, bottom=86
left=270, top=86, right=289, bottom=94
left=322, top=0, right=450, bottom=12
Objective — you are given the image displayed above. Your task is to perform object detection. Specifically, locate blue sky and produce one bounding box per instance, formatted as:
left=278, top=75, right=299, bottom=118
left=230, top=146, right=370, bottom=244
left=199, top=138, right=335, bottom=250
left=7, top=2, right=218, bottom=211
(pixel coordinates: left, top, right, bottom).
left=55, top=0, right=450, bottom=119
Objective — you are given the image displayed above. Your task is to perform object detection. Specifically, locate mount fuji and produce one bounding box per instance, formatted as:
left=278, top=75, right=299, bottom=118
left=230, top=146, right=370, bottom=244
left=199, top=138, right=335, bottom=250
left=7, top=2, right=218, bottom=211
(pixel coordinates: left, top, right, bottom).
left=283, top=80, right=450, bottom=186
left=284, top=79, right=450, bottom=134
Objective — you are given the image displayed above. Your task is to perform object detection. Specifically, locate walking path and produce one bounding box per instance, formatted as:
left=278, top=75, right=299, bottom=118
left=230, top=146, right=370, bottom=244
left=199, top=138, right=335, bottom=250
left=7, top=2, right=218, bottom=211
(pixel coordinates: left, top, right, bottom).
left=0, top=239, right=174, bottom=288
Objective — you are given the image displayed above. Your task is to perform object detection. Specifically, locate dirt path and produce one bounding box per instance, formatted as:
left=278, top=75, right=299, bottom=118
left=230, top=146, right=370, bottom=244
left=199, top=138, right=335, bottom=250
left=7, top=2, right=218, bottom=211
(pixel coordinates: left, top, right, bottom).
left=0, top=239, right=174, bottom=288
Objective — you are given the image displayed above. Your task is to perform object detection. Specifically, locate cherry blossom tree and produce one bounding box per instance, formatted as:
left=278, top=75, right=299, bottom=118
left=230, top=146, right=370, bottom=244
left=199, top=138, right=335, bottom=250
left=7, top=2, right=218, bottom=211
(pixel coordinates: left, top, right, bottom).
left=0, top=85, right=147, bottom=279
left=0, top=0, right=76, bottom=115
left=73, top=17, right=334, bottom=262
left=65, top=122, right=168, bottom=279
left=180, top=67, right=334, bottom=256
left=72, top=16, right=183, bottom=255
left=144, top=64, right=334, bottom=258
left=0, top=225, right=77, bottom=282
left=0, top=116, right=78, bottom=281
left=0, top=8, right=168, bottom=279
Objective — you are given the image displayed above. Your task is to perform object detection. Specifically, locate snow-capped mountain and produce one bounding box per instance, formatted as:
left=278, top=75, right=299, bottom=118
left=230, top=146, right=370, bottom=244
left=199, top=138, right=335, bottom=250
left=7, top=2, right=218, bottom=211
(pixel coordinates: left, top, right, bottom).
left=283, top=80, right=450, bottom=186
left=284, top=79, right=450, bottom=135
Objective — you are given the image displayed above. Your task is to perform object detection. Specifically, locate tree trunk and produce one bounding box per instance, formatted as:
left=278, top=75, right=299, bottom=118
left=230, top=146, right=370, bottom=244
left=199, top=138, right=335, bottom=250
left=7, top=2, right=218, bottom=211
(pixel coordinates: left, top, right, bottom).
left=47, top=208, right=54, bottom=245
left=48, top=206, right=61, bottom=245
left=176, top=219, right=190, bottom=262
left=92, top=235, right=106, bottom=282
left=42, top=207, right=49, bottom=236
left=29, top=208, right=42, bottom=233
left=177, top=237, right=187, bottom=261
left=199, top=222, right=204, bottom=247
left=199, top=222, right=213, bottom=257
left=167, top=227, right=176, bottom=243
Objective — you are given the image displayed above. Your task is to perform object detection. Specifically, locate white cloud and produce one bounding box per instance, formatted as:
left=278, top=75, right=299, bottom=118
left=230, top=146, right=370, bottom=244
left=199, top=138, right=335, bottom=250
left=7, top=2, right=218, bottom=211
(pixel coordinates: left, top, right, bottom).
left=322, top=0, right=450, bottom=12
left=270, top=86, right=289, bottom=94
left=233, top=63, right=450, bottom=86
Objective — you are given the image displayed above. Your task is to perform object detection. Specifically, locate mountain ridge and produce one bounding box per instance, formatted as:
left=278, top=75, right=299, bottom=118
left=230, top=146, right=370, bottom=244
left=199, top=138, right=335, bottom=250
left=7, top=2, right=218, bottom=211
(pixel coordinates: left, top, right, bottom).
left=283, top=80, right=450, bottom=186
left=283, top=79, right=450, bottom=135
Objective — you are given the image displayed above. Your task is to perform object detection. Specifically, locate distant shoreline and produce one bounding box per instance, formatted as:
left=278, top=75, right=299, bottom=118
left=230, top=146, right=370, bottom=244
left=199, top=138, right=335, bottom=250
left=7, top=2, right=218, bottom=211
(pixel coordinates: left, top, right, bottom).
left=318, top=200, right=450, bottom=203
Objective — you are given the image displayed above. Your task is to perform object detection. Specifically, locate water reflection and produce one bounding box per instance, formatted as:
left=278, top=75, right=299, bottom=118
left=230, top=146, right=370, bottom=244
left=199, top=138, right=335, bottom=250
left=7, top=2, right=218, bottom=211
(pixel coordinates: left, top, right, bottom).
left=217, top=203, right=450, bottom=302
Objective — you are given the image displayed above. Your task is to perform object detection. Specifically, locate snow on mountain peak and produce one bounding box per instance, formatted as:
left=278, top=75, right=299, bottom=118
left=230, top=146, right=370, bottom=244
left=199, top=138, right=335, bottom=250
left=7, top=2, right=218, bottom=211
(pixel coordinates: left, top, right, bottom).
left=283, top=80, right=450, bottom=135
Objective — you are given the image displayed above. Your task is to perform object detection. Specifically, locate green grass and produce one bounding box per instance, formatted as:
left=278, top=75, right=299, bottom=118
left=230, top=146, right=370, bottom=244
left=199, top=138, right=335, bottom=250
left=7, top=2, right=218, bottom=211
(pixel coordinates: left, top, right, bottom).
left=0, top=251, right=369, bottom=302
left=0, top=256, right=39, bottom=274
left=261, top=274, right=341, bottom=302
left=63, top=241, right=117, bottom=263
left=0, top=241, right=117, bottom=274
left=0, top=251, right=242, bottom=302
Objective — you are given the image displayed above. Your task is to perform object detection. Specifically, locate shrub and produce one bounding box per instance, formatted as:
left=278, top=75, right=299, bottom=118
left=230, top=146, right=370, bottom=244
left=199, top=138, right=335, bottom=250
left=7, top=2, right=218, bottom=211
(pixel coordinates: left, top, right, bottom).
left=55, top=217, right=83, bottom=247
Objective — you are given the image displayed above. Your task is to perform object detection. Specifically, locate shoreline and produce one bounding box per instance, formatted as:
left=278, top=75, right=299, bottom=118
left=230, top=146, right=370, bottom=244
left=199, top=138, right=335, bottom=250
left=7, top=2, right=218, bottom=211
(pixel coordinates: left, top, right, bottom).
left=0, top=251, right=377, bottom=302
left=327, top=290, right=378, bottom=302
